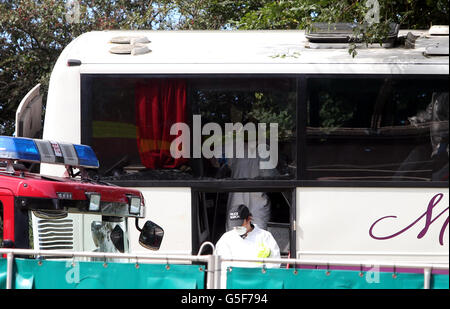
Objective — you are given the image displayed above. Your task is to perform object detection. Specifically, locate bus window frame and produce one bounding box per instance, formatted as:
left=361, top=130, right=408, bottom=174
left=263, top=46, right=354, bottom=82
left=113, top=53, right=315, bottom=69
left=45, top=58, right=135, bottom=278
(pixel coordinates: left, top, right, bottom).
left=81, top=73, right=300, bottom=181
left=80, top=73, right=449, bottom=189
left=191, top=187, right=296, bottom=256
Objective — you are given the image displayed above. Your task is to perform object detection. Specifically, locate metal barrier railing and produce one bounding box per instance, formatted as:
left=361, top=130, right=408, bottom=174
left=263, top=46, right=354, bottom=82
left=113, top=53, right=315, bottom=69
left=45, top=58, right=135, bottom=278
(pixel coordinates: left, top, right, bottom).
left=217, top=256, right=449, bottom=289
left=1, top=248, right=448, bottom=289
left=0, top=248, right=214, bottom=289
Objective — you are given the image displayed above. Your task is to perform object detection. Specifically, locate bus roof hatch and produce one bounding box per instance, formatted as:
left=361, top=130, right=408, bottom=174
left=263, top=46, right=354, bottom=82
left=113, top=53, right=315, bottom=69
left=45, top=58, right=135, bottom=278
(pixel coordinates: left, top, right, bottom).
left=305, top=22, right=400, bottom=48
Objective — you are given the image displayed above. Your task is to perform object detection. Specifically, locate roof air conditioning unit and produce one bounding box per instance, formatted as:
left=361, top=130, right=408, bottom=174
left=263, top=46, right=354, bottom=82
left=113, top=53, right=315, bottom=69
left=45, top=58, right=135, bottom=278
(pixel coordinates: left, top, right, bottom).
left=428, top=25, right=449, bottom=36
left=424, top=25, right=449, bottom=56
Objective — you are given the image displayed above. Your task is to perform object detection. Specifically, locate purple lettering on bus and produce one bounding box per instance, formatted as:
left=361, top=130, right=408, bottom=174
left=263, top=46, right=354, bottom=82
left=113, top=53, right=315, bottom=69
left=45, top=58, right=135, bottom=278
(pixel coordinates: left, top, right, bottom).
left=369, top=193, right=449, bottom=246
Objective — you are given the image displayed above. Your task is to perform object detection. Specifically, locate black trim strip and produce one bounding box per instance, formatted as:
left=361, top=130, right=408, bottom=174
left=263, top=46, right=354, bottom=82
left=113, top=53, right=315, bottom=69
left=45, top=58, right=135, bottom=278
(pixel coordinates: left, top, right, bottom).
left=106, top=179, right=449, bottom=189
left=297, top=76, right=307, bottom=180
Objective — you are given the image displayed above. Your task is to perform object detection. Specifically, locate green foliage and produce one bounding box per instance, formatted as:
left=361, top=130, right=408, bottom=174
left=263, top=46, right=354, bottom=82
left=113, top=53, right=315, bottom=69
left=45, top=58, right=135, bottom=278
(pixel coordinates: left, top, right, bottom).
left=172, top=0, right=271, bottom=30
left=193, top=88, right=295, bottom=141
left=248, top=92, right=295, bottom=140
left=236, top=0, right=308, bottom=29
left=235, top=0, right=449, bottom=30
left=318, top=93, right=355, bottom=130
left=0, top=0, right=179, bottom=135
left=235, top=0, right=448, bottom=57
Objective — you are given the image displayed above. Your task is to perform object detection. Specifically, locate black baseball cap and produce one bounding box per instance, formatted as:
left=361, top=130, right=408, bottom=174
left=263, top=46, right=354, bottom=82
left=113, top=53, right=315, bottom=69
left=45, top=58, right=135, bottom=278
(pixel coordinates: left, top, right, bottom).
left=229, top=205, right=252, bottom=228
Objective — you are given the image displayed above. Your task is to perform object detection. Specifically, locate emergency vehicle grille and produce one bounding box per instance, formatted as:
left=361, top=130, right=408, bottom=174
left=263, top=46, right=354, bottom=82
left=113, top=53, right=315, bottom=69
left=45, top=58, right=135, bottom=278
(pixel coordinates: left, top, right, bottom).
left=37, top=218, right=74, bottom=250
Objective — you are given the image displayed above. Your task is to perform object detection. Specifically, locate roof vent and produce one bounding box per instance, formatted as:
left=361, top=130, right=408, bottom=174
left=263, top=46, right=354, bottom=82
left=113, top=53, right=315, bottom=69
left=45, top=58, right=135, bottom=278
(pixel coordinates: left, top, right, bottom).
left=428, top=25, right=449, bottom=36
left=404, top=32, right=420, bottom=49
left=110, top=36, right=151, bottom=44
left=305, top=22, right=399, bottom=48
left=109, top=36, right=151, bottom=55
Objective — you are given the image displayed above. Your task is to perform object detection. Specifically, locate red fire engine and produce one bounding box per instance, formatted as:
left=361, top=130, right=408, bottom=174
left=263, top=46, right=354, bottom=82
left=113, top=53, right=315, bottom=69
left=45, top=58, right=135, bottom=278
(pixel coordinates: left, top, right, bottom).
left=0, top=136, right=163, bottom=252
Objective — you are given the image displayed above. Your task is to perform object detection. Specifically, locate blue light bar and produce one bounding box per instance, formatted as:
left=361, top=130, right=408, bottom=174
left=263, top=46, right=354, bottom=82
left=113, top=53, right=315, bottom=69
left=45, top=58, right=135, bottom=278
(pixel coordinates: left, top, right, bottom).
left=0, top=136, right=99, bottom=169
left=0, top=136, right=40, bottom=162
left=73, top=144, right=99, bottom=168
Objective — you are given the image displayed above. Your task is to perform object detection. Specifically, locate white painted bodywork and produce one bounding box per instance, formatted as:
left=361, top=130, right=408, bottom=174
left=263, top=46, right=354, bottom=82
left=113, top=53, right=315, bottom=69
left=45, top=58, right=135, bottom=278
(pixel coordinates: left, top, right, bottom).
left=127, top=187, right=192, bottom=255
left=67, top=30, right=448, bottom=74
left=296, top=188, right=449, bottom=264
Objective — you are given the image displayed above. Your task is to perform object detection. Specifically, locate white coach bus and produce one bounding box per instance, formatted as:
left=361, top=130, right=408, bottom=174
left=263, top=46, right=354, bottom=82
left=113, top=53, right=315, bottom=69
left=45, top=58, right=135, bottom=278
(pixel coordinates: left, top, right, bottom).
left=14, top=25, right=448, bottom=265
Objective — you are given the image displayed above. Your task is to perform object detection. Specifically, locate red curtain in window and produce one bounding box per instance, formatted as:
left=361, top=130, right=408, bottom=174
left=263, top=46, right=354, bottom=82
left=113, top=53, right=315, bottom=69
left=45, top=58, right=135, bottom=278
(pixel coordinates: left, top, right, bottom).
left=135, top=79, right=188, bottom=169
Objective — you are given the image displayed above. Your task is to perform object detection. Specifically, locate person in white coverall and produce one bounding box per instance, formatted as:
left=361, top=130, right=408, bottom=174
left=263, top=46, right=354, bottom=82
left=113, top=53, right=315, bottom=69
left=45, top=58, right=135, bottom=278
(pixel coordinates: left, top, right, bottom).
left=215, top=205, right=281, bottom=287
left=225, top=141, right=278, bottom=232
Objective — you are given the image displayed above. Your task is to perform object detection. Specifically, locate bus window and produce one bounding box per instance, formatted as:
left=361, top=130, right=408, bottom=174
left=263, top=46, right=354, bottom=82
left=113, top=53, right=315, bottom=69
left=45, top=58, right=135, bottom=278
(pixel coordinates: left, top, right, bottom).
left=191, top=78, right=297, bottom=180
left=81, top=76, right=297, bottom=182
left=306, top=76, right=448, bottom=182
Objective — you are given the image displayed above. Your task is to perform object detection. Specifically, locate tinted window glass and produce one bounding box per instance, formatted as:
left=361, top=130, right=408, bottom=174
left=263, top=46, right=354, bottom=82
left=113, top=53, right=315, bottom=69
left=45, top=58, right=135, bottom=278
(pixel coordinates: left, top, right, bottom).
left=191, top=78, right=296, bottom=180
left=82, top=76, right=297, bottom=181
left=306, top=77, right=448, bottom=182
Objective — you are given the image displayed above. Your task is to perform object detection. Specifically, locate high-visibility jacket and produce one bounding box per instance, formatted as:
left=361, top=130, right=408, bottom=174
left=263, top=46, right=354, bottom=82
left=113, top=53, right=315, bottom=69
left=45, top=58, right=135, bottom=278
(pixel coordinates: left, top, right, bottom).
left=215, top=224, right=281, bottom=288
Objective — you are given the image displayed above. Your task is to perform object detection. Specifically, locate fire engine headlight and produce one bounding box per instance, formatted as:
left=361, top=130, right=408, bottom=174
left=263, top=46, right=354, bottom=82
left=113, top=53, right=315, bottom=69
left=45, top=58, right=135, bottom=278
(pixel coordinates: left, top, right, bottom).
left=128, top=196, right=141, bottom=215
left=86, top=192, right=101, bottom=212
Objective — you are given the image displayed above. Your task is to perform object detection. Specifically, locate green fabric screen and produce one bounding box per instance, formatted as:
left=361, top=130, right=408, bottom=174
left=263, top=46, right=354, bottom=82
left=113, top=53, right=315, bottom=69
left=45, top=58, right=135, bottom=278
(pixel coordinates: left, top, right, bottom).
left=226, top=267, right=449, bottom=289
left=2, top=258, right=449, bottom=289
left=431, top=273, right=450, bottom=289
left=0, top=259, right=6, bottom=289
left=0, top=258, right=205, bottom=289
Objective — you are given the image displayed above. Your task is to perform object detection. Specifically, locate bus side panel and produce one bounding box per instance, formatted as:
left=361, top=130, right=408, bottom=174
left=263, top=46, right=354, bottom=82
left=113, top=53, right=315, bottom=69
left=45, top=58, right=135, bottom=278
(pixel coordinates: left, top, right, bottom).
left=296, top=187, right=449, bottom=264
left=128, top=187, right=192, bottom=255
